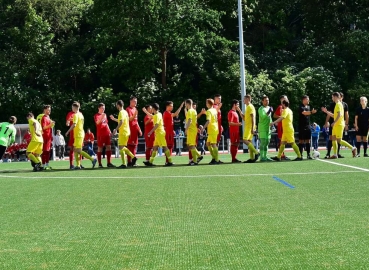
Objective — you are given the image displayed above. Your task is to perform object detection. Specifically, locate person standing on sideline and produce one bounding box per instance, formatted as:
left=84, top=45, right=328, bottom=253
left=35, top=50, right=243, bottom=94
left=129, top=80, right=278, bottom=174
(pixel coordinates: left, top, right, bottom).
left=321, top=92, right=356, bottom=159
left=197, top=125, right=207, bottom=155
left=0, top=116, right=17, bottom=160
left=354, top=96, right=369, bottom=157
left=227, top=99, right=242, bottom=163
left=311, top=123, right=320, bottom=151
left=298, top=95, right=317, bottom=159
left=54, top=130, right=66, bottom=160
left=23, top=129, right=31, bottom=145
left=274, top=95, right=289, bottom=160
left=84, top=128, right=96, bottom=157
left=258, top=95, right=273, bottom=162
left=126, top=96, right=142, bottom=166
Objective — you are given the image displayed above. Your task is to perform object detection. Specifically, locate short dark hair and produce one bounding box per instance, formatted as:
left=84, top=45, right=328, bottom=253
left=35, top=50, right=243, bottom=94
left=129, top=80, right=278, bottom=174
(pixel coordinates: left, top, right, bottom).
left=98, top=103, right=105, bottom=108
left=26, top=112, right=34, bottom=118
left=214, top=94, right=221, bottom=99
left=43, top=105, right=51, bottom=109
left=185, top=99, right=193, bottom=106
left=165, top=101, right=173, bottom=106
left=145, top=104, right=152, bottom=110
left=152, top=103, right=160, bottom=111
left=262, top=95, right=269, bottom=101
left=193, top=102, right=197, bottom=106
left=231, top=99, right=239, bottom=106
left=339, top=92, right=344, bottom=98
left=282, top=100, right=289, bottom=107
left=332, top=92, right=340, bottom=98
left=245, top=94, right=251, bottom=100
left=116, top=100, right=124, bottom=107
left=280, top=95, right=287, bottom=100
left=72, top=102, right=80, bottom=108
left=206, top=99, right=214, bottom=106
left=302, top=95, right=309, bottom=100
left=9, top=116, right=17, bottom=124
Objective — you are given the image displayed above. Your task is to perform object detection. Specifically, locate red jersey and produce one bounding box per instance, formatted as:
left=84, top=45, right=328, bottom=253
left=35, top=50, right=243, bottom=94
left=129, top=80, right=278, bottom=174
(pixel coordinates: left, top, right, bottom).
left=228, top=109, right=240, bottom=133
left=41, top=115, right=52, bottom=139
left=126, top=106, right=139, bottom=130
left=94, top=113, right=111, bottom=137
left=23, top=132, right=31, bottom=144
left=163, top=111, right=173, bottom=132
left=84, top=132, right=95, bottom=143
left=144, top=115, right=154, bottom=134
left=275, top=105, right=283, bottom=127
left=66, top=111, right=75, bottom=138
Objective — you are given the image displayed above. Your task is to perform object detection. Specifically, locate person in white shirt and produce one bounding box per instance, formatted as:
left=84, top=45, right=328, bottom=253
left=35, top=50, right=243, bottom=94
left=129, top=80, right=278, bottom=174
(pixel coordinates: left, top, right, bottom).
left=54, top=130, right=66, bottom=160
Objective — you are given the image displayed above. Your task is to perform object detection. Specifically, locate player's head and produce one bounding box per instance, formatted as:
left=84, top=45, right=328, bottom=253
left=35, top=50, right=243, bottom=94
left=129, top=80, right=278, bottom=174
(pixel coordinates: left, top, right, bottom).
left=206, top=98, right=214, bottom=109
left=214, top=94, right=221, bottom=104
left=193, top=102, right=197, bottom=110
left=72, top=102, right=80, bottom=112
left=165, top=101, right=173, bottom=112
left=87, top=128, right=91, bottom=133
left=56, top=129, right=61, bottom=134
left=152, top=103, right=160, bottom=113
left=145, top=104, right=153, bottom=113
left=185, top=99, right=193, bottom=109
left=360, top=97, right=367, bottom=106
left=243, top=94, right=251, bottom=105
left=282, top=100, right=289, bottom=109
left=339, top=92, right=344, bottom=101
left=130, top=96, right=137, bottom=107
left=231, top=99, right=239, bottom=110
left=26, top=112, right=34, bottom=120
left=9, top=116, right=17, bottom=124
left=332, top=92, right=340, bottom=103
left=199, top=125, right=203, bottom=130
left=302, top=95, right=309, bottom=105
left=262, top=95, right=269, bottom=106
left=116, top=100, right=124, bottom=110
left=98, top=103, right=105, bottom=113
left=43, top=105, right=51, bottom=115
left=280, top=95, right=288, bottom=104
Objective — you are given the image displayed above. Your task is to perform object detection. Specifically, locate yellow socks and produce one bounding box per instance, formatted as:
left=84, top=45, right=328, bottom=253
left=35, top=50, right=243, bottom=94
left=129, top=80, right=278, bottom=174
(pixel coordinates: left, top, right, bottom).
left=332, top=140, right=338, bottom=155
left=28, top=153, right=39, bottom=164
left=291, top=143, right=301, bottom=158
left=339, top=140, right=352, bottom=149
left=81, top=151, right=93, bottom=161
left=165, top=150, right=172, bottom=163
left=119, top=149, right=126, bottom=165
left=191, top=149, right=198, bottom=163
left=123, top=147, right=134, bottom=158
left=150, top=150, right=158, bottom=163
left=75, top=152, right=81, bottom=166
left=277, top=145, right=285, bottom=158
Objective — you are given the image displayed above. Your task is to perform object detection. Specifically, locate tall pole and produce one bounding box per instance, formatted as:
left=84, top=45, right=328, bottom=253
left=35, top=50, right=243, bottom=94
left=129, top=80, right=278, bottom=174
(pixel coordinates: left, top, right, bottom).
left=238, top=0, right=247, bottom=151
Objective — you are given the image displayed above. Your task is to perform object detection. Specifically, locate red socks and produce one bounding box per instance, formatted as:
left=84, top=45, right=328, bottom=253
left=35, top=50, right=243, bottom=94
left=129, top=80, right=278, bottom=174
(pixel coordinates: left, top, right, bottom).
left=231, top=145, right=238, bottom=161
left=145, top=148, right=152, bottom=161
left=189, top=150, right=193, bottom=160
left=69, top=151, right=74, bottom=166
left=106, top=150, right=111, bottom=164
left=97, top=152, right=102, bottom=165
left=166, top=148, right=173, bottom=163
left=127, top=145, right=135, bottom=163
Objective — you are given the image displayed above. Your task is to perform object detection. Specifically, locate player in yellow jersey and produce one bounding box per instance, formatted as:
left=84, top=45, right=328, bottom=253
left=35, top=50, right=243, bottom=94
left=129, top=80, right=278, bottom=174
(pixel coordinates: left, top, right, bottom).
left=26, top=113, right=44, bottom=172
left=142, top=103, right=173, bottom=166
left=203, top=98, right=221, bottom=165
left=322, top=92, right=356, bottom=158
left=65, top=102, right=97, bottom=169
left=111, top=100, right=138, bottom=168
left=270, top=100, right=302, bottom=161
left=237, top=95, right=260, bottom=163
left=185, top=99, right=203, bottom=165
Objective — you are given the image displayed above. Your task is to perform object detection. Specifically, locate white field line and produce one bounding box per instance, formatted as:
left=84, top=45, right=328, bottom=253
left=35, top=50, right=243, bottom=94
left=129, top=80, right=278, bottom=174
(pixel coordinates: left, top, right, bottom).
left=317, top=159, right=369, bottom=172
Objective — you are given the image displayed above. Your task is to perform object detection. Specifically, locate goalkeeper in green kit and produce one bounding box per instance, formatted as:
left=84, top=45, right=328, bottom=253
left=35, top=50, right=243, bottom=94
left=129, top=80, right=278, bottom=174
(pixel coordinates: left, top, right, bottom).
left=258, top=96, right=273, bottom=161
left=0, top=116, right=17, bottom=159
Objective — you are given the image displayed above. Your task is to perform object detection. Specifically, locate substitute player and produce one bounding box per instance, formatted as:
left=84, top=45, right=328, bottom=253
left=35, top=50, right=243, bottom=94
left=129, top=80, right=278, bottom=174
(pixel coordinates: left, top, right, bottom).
left=144, top=105, right=155, bottom=162
left=0, top=116, right=17, bottom=160
left=354, top=97, right=369, bottom=157
left=228, top=99, right=242, bottom=163
left=143, top=103, right=174, bottom=166
left=111, top=100, right=138, bottom=168
left=270, top=100, right=302, bottom=161
left=41, top=105, right=55, bottom=170
left=26, top=113, right=44, bottom=171
left=94, top=103, right=115, bottom=167
left=65, top=102, right=97, bottom=169
left=273, top=95, right=289, bottom=160
left=126, top=96, right=142, bottom=166
left=258, top=95, right=273, bottom=162
left=298, top=96, right=317, bottom=159
left=322, top=92, right=356, bottom=159
left=185, top=99, right=203, bottom=165
left=203, top=99, right=220, bottom=165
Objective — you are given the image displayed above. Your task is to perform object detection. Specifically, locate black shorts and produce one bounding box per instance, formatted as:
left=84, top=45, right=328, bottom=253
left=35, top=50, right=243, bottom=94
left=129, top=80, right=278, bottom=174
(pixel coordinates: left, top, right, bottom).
left=299, top=128, right=311, bottom=140
left=328, top=126, right=333, bottom=136
left=357, top=126, right=369, bottom=137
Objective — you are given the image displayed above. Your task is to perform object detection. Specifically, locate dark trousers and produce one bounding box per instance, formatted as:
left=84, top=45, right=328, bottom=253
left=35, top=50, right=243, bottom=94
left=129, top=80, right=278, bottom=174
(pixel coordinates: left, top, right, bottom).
left=56, top=145, right=65, bottom=159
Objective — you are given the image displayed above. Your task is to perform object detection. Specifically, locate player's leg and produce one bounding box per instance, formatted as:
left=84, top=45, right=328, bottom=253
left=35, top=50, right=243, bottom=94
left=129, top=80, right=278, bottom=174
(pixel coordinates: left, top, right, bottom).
left=356, top=134, right=362, bottom=156
left=337, top=137, right=356, bottom=157
left=68, top=138, right=75, bottom=168
left=75, top=138, right=96, bottom=168
left=165, top=133, right=174, bottom=164
left=298, top=135, right=305, bottom=158
left=97, top=143, right=103, bottom=167
left=105, top=139, right=113, bottom=167
left=363, top=132, right=368, bottom=156
left=290, top=140, right=302, bottom=160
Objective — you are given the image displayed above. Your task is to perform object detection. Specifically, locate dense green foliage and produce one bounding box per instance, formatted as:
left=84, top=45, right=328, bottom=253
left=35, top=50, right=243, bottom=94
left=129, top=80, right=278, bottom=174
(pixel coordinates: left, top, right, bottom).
left=0, top=0, right=368, bottom=130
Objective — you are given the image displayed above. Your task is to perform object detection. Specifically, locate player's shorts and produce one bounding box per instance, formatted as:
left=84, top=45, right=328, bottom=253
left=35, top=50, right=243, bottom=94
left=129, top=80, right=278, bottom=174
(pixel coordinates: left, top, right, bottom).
left=298, top=128, right=311, bottom=140
left=281, top=132, right=295, bottom=143
left=42, top=137, right=52, bottom=151
left=229, top=130, right=240, bottom=144
left=128, top=127, right=139, bottom=146
left=187, top=131, right=197, bottom=146
left=118, top=134, right=129, bottom=146
left=154, top=134, right=167, bottom=147
left=145, top=134, right=155, bottom=148
left=207, top=133, right=218, bottom=144
left=165, top=132, right=174, bottom=148
left=27, top=142, right=43, bottom=155
left=332, top=125, right=345, bottom=139
left=328, top=125, right=333, bottom=136
left=357, top=126, right=369, bottom=137
left=97, top=135, right=111, bottom=147
left=243, top=129, right=253, bottom=141
left=68, top=136, right=74, bottom=147
left=259, top=131, right=271, bottom=139
left=73, top=137, right=84, bottom=149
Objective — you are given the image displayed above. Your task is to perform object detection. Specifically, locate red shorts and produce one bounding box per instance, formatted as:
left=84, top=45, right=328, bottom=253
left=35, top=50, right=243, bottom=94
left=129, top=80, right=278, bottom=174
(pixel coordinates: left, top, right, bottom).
left=68, top=137, right=74, bottom=147
left=165, top=132, right=174, bottom=148
left=43, top=137, right=52, bottom=151
left=145, top=134, right=155, bottom=148
left=97, top=135, right=111, bottom=147
left=128, top=128, right=139, bottom=146
left=229, top=131, right=240, bottom=144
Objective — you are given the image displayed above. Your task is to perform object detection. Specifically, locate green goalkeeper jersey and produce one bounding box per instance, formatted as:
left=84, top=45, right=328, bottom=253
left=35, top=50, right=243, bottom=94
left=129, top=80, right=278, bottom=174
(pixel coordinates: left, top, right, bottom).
left=0, top=122, right=16, bottom=147
left=258, top=106, right=272, bottom=134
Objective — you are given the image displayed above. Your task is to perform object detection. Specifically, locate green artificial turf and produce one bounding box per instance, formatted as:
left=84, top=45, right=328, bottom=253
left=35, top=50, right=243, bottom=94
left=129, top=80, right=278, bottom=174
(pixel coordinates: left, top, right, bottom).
left=0, top=150, right=368, bottom=269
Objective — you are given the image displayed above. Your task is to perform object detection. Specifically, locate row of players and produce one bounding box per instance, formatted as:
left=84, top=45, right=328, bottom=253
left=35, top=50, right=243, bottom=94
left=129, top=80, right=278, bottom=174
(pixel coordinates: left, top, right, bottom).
left=0, top=92, right=364, bottom=171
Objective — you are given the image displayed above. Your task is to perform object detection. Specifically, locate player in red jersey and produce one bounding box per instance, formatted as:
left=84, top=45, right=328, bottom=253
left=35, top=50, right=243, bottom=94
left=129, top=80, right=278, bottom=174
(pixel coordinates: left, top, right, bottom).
left=66, top=109, right=76, bottom=169
left=94, top=103, right=115, bottom=168
left=228, top=99, right=242, bottom=163
left=41, top=105, right=55, bottom=170
left=126, top=96, right=142, bottom=166
left=273, top=95, right=289, bottom=160
left=163, top=101, right=184, bottom=164
left=144, top=105, right=155, bottom=162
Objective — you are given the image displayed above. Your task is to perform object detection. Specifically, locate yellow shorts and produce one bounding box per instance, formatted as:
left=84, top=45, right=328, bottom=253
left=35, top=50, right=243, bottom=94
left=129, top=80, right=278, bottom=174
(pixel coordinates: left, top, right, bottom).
left=243, top=129, right=253, bottom=141
left=207, top=133, right=218, bottom=144
left=154, top=134, right=167, bottom=147
left=27, top=142, right=43, bottom=155
left=332, top=125, right=344, bottom=139
left=281, top=132, right=295, bottom=143
left=74, top=137, right=84, bottom=149
left=187, top=132, right=197, bottom=146
left=118, top=134, right=129, bottom=146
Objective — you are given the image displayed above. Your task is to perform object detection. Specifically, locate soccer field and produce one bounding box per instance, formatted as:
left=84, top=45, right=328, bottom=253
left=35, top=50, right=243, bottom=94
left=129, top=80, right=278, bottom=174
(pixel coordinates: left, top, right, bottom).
left=1, top=150, right=369, bottom=269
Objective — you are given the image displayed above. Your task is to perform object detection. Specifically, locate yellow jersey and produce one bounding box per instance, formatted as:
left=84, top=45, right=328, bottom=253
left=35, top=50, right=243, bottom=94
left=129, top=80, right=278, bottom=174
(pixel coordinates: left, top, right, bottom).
left=334, top=102, right=345, bottom=126
left=244, top=103, right=256, bottom=131
left=73, top=112, right=85, bottom=138
left=206, top=108, right=218, bottom=135
left=186, top=108, right=198, bottom=133
left=118, top=109, right=131, bottom=136
left=281, top=108, right=294, bottom=134
left=28, top=118, right=43, bottom=143
left=153, top=112, right=165, bottom=136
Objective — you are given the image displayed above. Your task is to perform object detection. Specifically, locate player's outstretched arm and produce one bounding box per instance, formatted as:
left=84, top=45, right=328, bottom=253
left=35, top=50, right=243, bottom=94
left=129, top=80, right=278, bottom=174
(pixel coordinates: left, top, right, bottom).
left=197, top=108, right=206, bottom=118
left=172, top=102, right=184, bottom=117
left=142, top=107, right=153, bottom=117
left=236, top=106, right=244, bottom=120
left=65, top=123, right=76, bottom=137
left=109, top=115, right=118, bottom=122
left=270, top=116, right=284, bottom=126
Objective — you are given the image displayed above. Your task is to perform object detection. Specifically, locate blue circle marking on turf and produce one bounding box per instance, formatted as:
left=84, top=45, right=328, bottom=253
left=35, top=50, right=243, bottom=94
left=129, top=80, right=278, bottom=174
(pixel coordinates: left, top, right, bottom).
left=272, top=176, right=295, bottom=189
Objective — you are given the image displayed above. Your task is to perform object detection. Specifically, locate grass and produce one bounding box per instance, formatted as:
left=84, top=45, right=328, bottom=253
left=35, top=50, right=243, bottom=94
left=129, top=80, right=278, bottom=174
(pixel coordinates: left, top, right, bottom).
left=0, top=149, right=369, bottom=269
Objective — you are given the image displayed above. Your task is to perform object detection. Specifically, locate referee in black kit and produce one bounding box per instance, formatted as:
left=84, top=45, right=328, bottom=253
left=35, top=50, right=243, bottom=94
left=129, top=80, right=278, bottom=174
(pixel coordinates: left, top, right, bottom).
left=298, top=95, right=317, bottom=159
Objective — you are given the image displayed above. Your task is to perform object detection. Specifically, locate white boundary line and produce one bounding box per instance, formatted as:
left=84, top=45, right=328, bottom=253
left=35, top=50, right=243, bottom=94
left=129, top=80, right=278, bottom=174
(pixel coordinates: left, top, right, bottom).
left=0, top=170, right=365, bottom=179
left=317, top=159, right=369, bottom=172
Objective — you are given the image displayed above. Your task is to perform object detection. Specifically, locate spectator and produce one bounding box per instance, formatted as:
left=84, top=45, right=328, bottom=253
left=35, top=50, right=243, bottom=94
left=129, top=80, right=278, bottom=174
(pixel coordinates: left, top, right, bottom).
left=54, top=130, right=66, bottom=160
left=198, top=125, right=207, bottom=155
left=84, top=128, right=96, bottom=157
left=349, top=126, right=357, bottom=147
left=23, top=129, right=31, bottom=145
left=175, top=128, right=184, bottom=156
left=322, top=125, right=329, bottom=150
left=311, top=123, right=320, bottom=150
